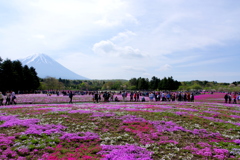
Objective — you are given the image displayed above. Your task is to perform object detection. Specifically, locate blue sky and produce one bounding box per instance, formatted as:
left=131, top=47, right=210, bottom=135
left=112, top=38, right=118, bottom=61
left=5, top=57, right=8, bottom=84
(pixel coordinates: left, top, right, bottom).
left=0, top=0, right=240, bottom=83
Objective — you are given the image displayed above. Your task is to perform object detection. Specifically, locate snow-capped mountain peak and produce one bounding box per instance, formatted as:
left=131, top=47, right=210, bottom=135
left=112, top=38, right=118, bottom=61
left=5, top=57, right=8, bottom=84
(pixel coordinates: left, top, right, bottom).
left=20, top=53, right=89, bottom=80
left=21, top=53, right=53, bottom=65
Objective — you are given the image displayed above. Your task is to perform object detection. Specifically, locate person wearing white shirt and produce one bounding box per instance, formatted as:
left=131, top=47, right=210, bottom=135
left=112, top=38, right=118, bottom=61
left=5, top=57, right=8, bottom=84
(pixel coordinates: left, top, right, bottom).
left=11, top=91, right=17, bottom=104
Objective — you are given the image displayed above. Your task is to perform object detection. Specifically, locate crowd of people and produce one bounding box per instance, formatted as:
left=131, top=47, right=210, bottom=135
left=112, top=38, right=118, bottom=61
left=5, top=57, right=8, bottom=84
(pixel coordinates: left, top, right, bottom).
left=87, top=91, right=196, bottom=103
left=59, top=90, right=240, bottom=104
left=0, top=91, right=17, bottom=105
left=2, top=90, right=240, bottom=105
left=224, top=92, right=240, bottom=104
left=0, top=90, right=197, bottom=105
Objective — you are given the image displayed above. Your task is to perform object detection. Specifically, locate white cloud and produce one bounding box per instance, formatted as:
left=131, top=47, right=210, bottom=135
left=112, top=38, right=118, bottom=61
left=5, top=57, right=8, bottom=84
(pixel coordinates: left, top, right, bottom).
left=95, top=13, right=138, bottom=27
left=122, top=66, right=146, bottom=72
left=111, top=30, right=136, bottom=42
left=92, top=40, right=145, bottom=58
left=33, top=34, right=45, bottom=39
left=142, top=72, right=152, bottom=77
left=176, top=57, right=230, bottom=68
left=158, top=64, right=172, bottom=71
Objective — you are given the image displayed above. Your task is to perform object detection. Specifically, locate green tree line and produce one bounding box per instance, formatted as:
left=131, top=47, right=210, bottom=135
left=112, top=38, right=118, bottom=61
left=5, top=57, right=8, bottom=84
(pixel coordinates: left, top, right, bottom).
left=38, top=78, right=128, bottom=91
left=179, top=80, right=240, bottom=92
left=0, top=57, right=40, bottom=93
left=39, top=77, right=240, bottom=92
left=38, top=76, right=181, bottom=91
left=128, top=76, right=180, bottom=90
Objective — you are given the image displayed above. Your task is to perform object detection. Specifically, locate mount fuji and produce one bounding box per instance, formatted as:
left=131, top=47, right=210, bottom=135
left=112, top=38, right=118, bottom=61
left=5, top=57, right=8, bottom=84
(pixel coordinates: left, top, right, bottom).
left=20, top=53, right=89, bottom=80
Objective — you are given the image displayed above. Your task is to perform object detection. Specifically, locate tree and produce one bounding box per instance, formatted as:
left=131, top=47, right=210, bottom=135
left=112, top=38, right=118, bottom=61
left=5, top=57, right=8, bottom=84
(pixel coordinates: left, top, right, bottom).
left=79, top=82, right=88, bottom=90
left=191, top=84, right=202, bottom=90
left=0, top=59, right=15, bottom=91
left=129, top=78, right=138, bottom=89
left=23, top=65, right=39, bottom=92
left=137, top=77, right=149, bottom=90
left=12, top=60, right=24, bottom=91
left=43, top=77, right=63, bottom=90
left=0, top=58, right=40, bottom=93
left=150, top=76, right=160, bottom=90
left=159, top=77, right=167, bottom=90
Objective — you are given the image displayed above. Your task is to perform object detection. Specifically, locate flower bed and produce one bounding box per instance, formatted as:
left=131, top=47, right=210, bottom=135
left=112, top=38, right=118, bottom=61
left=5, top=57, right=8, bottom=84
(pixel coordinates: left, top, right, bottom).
left=1, top=95, right=240, bottom=159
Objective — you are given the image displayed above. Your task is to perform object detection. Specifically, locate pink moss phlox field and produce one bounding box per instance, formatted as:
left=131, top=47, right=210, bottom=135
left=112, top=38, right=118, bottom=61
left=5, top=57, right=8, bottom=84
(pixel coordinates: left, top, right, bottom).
left=1, top=93, right=240, bottom=159
left=231, top=115, right=240, bottom=119
left=91, top=112, right=116, bottom=117
left=194, top=92, right=227, bottom=103
left=0, top=134, right=15, bottom=147
left=234, top=139, right=240, bottom=145
left=174, top=111, right=189, bottom=115
left=60, top=132, right=99, bottom=141
left=97, top=144, right=153, bottom=160
left=0, top=115, right=39, bottom=128
left=183, top=143, right=230, bottom=159
left=24, top=124, right=67, bottom=135
left=0, top=134, right=17, bottom=159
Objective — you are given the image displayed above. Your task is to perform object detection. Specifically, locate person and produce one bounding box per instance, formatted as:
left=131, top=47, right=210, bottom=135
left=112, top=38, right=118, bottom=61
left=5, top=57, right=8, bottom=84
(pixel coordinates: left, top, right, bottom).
left=141, top=96, right=146, bottom=102
left=115, top=96, right=119, bottom=102
left=11, top=91, right=17, bottom=105
left=177, top=92, right=182, bottom=101
left=166, top=93, right=171, bottom=101
left=130, top=92, right=134, bottom=102
left=224, top=93, right=228, bottom=103
left=233, top=93, right=237, bottom=104
left=0, top=92, right=4, bottom=106
left=110, top=93, right=114, bottom=101
left=171, top=93, right=176, bottom=101
left=190, top=93, right=194, bottom=102
left=98, top=94, right=101, bottom=102
left=136, top=92, right=140, bottom=102
left=133, top=92, right=137, bottom=101
left=92, top=94, right=95, bottom=102
left=228, top=94, right=232, bottom=104
left=94, top=91, right=99, bottom=103
left=156, top=93, right=161, bottom=101
left=122, top=91, right=126, bottom=102
left=69, top=91, right=73, bottom=103
left=5, top=91, right=11, bottom=105
left=162, top=92, right=166, bottom=101
left=103, top=92, right=108, bottom=102
left=183, top=93, right=187, bottom=101
left=149, top=92, right=154, bottom=102
left=237, top=94, right=240, bottom=104
left=187, top=92, right=191, bottom=102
